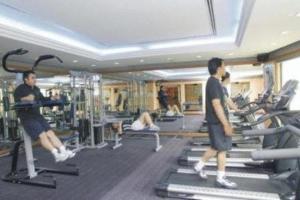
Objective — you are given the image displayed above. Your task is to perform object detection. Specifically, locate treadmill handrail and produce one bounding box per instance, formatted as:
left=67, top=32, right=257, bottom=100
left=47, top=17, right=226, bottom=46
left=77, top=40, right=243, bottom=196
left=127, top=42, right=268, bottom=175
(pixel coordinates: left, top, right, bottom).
left=252, top=148, right=300, bottom=160
left=242, top=127, right=286, bottom=136
left=251, top=125, right=300, bottom=160
left=234, top=104, right=267, bottom=117
left=286, top=124, right=300, bottom=137
left=239, top=100, right=271, bottom=110
left=240, top=110, right=300, bottom=127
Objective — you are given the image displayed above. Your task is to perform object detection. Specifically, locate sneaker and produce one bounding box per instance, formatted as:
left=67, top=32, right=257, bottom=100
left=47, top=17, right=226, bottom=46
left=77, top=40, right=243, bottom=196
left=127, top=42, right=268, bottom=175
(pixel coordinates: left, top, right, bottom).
left=54, top=152, right=69, bottom=162
left=176, top=113, right=184, bottom=117
left=65, top=149, right=76, bottom=159
left=216, top=177, right=237, bottom=189
left=149, top=124, right=160, bottom=131
left=193, top=164, right=208, bottom=179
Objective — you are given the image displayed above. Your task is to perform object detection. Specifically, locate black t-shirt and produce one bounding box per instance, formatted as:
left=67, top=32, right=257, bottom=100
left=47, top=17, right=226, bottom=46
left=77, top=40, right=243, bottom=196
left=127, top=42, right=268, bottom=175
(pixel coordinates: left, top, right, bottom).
left=14, top=84, right=46, bottom=118
left=158, top=90, right=168, bottom=102
left=205, top=76, right=228, bottom=124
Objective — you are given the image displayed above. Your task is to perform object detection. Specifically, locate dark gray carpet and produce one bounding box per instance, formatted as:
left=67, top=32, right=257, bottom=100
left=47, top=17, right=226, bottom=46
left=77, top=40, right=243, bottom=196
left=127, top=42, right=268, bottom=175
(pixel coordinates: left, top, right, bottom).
left=101, top=137, right=187, bottom=200
left=157, top=115, right=204, bottom=132
left=0, top=137, right=187, bottom=200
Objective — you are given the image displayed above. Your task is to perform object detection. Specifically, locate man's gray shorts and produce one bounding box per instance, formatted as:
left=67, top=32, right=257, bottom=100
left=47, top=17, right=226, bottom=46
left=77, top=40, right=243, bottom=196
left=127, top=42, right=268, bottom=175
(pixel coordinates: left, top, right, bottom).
left=208, top=123, right=232, bottom=151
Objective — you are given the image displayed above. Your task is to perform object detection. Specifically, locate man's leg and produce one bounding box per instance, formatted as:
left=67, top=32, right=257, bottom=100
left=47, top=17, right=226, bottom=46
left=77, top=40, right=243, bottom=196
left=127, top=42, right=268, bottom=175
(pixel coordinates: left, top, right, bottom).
left=202, top=147, right=218, bottom=162
left=39, top=132, right=69, bottom=162
left=171, top=105, right=181, bottom=114
left=112, top=122, right=123, bottom=135
left=46, top=130, right=63, bottom=148
left=39, top=132, right=57, bottom=151
left=140, top=112, right=160, bottom=130
left=194, top=147, right=217, bottom=179
left=141, top=112, right=154, bottom=125
left=46, top=130, right=76, bottom=158
left=216, top=151, right=237, bottom=189
left=217, top=151, right=226, bottom=180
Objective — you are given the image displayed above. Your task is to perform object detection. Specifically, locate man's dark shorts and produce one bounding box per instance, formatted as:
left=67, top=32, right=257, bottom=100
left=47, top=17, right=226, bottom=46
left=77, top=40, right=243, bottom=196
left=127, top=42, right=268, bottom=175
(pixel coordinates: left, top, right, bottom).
left=208, top=123, right=232, bottom=151
left=20, top=115, right=51, bottom=140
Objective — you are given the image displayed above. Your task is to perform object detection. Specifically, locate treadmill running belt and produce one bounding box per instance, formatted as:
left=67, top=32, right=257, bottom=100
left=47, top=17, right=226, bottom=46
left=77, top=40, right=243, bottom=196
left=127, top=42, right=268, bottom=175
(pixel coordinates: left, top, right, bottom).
left=156, top=169, right=292, bottom=200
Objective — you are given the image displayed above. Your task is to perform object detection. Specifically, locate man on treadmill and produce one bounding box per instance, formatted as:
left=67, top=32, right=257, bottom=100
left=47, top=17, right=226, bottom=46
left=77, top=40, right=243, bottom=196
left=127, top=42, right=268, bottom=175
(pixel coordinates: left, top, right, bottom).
left=194, top=58, right=237, bottom=189
left=14, top=70, right=75, bottom=162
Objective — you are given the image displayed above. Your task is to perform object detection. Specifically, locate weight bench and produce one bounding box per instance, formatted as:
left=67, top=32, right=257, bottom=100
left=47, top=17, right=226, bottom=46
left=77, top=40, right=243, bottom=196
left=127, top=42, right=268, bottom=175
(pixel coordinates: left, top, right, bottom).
left=123, top=125, right=162, bottom=152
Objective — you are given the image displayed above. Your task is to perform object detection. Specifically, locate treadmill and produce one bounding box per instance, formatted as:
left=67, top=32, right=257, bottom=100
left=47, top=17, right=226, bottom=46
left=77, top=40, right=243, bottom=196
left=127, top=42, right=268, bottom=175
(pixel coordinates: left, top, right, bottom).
left=192, top=79, right=299, bottom=148
left=196, top=64, right=274, bottom=137
left=178, top=110, right=300, bottom=170
left=155, top=123, right=300, bottom=200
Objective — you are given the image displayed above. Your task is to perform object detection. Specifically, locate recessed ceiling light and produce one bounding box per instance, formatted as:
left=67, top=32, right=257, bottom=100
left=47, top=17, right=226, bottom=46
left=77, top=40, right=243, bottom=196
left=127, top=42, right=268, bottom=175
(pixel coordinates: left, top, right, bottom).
left=91, top=64, right=96, bottom=67
left=296, top=12, right=300, bottom=17
left=271, top=42, right=277, bottom=46
left=196, top=55, right=202, bottom=58
left=73, top=60, right=78, bottom=63
left=140, top=59, right=144, bottom=63
left=167, top=58, right=173, bottom=61
left=281, top=31, right=289, bottom=35
left=228, top=53, right=234, bottom=56
left=129, top=72, right=132, bottom=74
left=114, top=62, right=119, bottom=65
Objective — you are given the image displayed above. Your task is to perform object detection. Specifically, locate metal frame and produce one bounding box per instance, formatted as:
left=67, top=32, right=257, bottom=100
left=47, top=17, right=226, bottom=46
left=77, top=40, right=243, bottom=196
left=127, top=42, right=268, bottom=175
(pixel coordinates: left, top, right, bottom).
left=70, top=71, right=108, bottom=150
left=124, top=129, right=162, bottom=152
left=2, top=126, right=79, bottom=188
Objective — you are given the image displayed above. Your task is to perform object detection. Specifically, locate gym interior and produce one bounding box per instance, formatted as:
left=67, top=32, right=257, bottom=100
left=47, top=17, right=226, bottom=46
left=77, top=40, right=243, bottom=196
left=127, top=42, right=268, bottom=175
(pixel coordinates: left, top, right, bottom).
left=0, top=1, right=300, bottom=200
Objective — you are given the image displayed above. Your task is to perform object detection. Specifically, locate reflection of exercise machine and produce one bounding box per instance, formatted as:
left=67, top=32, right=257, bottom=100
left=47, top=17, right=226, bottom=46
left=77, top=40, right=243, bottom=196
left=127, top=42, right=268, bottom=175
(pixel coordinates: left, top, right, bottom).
left=1, top=49, right=79, bottom=188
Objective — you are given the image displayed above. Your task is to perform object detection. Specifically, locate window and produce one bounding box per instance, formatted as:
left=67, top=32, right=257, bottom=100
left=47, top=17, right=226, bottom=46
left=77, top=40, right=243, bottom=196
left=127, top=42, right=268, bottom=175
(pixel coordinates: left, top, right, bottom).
left=282, top=57, right=300, bottom=110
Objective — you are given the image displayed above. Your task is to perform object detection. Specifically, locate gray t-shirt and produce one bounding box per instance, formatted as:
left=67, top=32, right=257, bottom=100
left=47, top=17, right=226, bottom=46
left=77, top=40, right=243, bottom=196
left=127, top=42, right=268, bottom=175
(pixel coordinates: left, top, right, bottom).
left=205, top=76, right=228, bottom=124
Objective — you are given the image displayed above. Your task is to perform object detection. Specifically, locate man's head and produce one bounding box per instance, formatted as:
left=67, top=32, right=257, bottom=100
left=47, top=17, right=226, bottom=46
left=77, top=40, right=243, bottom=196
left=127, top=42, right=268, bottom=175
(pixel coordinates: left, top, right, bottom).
left=208, top=57, right=225, bottom=76
left=23, top=70, right=36, bottom=87
left=221, top=72, right=231, bottom=85
left=160, top=85, right=164, bottom=91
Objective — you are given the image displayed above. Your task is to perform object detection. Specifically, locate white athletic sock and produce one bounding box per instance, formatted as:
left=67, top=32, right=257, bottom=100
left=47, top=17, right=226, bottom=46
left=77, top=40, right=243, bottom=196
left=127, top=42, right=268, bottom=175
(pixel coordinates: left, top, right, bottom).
left=51, top=148, right=59, bottom=157
left=59, top=146, right=67, bottom=154
left=195, top=159, right=205, bottom=171
left=217, top=171, right=225, bottom=180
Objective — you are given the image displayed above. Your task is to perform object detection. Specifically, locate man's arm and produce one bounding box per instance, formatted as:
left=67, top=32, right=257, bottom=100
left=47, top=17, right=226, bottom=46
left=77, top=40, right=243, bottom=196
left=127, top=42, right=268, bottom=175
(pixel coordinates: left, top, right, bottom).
left=227, top=98, right=239, bottom=112
left=212, top=99, right=233, bottom=136
left=20, top=94, right=35, bottom=102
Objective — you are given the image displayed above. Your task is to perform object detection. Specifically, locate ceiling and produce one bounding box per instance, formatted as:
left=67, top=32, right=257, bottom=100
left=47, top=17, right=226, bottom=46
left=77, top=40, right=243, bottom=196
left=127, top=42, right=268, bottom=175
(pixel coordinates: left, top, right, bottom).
left=0, top=0, right=298, bottom=75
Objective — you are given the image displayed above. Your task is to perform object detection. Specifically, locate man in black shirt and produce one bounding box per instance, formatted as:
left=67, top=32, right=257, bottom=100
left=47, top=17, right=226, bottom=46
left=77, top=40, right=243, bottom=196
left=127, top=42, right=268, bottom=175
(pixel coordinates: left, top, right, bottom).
left=14, top=71, right=75, bottom=162
left=158, top=85, right=169, bottom=110
left=193, top=58, right=237, bottom=189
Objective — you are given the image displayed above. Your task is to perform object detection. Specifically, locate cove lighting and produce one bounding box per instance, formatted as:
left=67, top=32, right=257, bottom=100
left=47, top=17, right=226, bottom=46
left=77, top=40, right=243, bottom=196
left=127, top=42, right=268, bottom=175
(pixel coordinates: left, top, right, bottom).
left=148, top=37, right=234, bottom=49
left=101, top=47, right=142, bottom=55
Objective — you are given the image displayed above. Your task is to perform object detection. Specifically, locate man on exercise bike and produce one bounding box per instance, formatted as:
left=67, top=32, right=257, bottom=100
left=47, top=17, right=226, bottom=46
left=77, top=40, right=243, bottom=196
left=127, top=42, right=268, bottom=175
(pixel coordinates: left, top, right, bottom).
left=14, top=70, right=75, bottom=162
